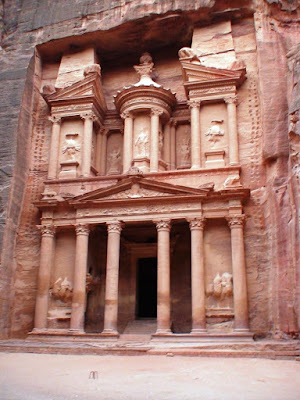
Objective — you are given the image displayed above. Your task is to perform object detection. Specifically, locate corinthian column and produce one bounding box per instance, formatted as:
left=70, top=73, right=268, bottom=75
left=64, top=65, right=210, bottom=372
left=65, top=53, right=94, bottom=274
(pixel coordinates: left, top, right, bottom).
left=48, top=116, right=61, bottom=179
left=155, top=219, right=171, bottom=334
left=81, top=112, right=95, bottom=176
left=121, top=111, right=134, bottom=173
left=227, top=215, right=249, bottom=331
left=34, top=225, right=56, bottom=330
left=150, top=108, right=163, bottom=173
left=225, top=96, right=239, bottom=165
left=102, top=221, right=122, bottom=335
left=188, top=217, right=206, bottom=333
left=70, top=224, right=89, bottom=332
left=188, top=101, right=201, bottom=169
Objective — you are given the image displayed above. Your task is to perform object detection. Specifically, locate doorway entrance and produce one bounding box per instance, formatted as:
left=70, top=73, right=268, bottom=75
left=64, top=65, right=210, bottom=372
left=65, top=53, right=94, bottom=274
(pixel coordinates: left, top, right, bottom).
left=136, top=257, right=157, bottom=318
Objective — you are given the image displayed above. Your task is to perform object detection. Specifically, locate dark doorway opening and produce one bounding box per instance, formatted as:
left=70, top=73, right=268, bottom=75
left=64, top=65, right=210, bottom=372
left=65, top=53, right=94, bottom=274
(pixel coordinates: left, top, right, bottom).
left=136, top=257, right=157, bottom=318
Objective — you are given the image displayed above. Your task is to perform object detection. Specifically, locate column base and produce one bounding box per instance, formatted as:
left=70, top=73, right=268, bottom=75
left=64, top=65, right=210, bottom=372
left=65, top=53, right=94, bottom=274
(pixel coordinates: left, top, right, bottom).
left=68, top=328, right=85, bottom=335
left=153, top=328, right=172, bottom=336
left=190, top=165, right=200, bottom=170
left=191, top=328, right=207, bottom=334
left=101, top=329, right=120, bottom=338
left=234, top=328, right=250, bottom=333
left=31, top=328, right=48, bottom=334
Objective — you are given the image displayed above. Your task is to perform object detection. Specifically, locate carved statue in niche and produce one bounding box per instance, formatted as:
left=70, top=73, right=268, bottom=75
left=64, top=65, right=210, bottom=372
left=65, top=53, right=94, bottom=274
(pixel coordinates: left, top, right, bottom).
left=135, top=129, right=150, bottom=158
left=62, top=133, right=80, bottom=161
left=206, top=272, right=233, bottom=300
left=205, top=120, right=225, bottom=147
left=178, top=137, right=191, bottom=168
left=107, top=146, right=121, bottom=174
left=51, top=277, right=73, bottom=303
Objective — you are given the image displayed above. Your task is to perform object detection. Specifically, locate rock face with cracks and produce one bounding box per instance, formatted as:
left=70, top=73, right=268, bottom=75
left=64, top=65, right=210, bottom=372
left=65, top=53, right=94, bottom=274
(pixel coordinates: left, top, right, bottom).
left=0, top=0, right=299, bottom=342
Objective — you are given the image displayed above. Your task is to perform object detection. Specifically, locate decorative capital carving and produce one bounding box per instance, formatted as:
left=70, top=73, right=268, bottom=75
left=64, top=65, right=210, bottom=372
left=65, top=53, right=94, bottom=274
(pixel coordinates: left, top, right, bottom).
left=226, top=214, right=246, bottom=228
left=224, top=96, right=238, bottom=105
left=49, top=115, right=61, bottom=124
left=39, top=224, right=56, bottom=237
left=155, top=219, right=171, bottom=232
left=75, top=223, right=89, bottom=235
left=187, top=100, right=200, bottom=109
left=107, top=221, right=123, bottom=234
left=120, top=111, right=133, bottom=120
left=187, top=217, right=205, bottom=230
left=80, top=112, right=96, bottom=121
left=151, top=108, right=163, bottom=117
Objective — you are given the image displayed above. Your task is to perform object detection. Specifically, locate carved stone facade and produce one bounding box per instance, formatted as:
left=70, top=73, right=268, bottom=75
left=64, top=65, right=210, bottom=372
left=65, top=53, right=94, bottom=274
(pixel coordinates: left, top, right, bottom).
left=1, top=1, right=299, bottom=347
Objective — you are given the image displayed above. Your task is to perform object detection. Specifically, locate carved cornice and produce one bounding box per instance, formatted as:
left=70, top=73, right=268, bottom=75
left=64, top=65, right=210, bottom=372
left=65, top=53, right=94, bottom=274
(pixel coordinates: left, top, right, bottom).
left=155, top=219, right=171, bottom=232
left=187, top=217, right=205, bottom=230
left=49, top=115, right=61, bottom=124
left=226, top=214, right=246, bottom=228
left=75, top=223, right=89, bottom=235
left=224, top=96, right=238, bottom=105
left=39, top=224, right=56, bottom=237
left=107, top=221, right=123, bottom=234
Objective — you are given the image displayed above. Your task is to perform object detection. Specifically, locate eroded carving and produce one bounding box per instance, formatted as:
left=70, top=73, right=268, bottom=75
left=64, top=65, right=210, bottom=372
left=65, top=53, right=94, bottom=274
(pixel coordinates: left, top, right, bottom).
left=135, top=129, right=150, bottom=158
left=107, top=146, right=122, bottom=174
left=62, top=133, right=81, bottom=161
left=206, top=272, right=233, bottom=300
left=51, top=277, right=73, bottom=303
left=205, top=120, right=225, bottom=147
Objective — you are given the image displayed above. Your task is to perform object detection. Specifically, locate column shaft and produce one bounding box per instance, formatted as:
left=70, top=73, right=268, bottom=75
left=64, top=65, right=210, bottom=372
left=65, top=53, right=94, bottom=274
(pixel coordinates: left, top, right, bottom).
left=164, top=122, right=171, bottom=169
left=189, top=218, right=206, bottom=333
left=226, top=97, right=239, bottom=165
left=156, top=220, right=171, bottom=334
left=227, top=215, right=249, bottom=331
left=103, top=221, right=122, bottom=335
left=150, top=109, right=162, bottom=172
left=95, top=128, right=102, bottom=173
left=34, top=225, right=55, bottom=330
left=48, top=117, right=61, bottom=179
left=100, top=132, right=107, bottom=175
left=70, top=224, right=89, bottom=331
left=122, top=112, right=134, bottom=173
left=188, top=101, right=201, bottom=169
left=170, top=119, right=176, bottom=170
left=81, top=113, right=94, bottom=176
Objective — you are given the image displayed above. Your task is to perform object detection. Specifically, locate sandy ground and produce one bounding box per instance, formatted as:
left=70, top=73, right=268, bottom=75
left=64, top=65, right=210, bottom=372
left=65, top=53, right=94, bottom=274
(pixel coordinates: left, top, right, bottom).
left=0, top=353, right=299, bottom=400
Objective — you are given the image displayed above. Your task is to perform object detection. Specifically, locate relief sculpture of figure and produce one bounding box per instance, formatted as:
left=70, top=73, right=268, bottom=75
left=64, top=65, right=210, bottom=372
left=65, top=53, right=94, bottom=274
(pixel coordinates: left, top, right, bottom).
left=135, top=129, right=149, bottom=158
left=62, top=134, right=80, bottom=161
left=179, top=137, right=190, bottom=167
left=207, top=272, right=233, bottom=300
left=205, top=120, right=225, bottom=147
left=159, top=130, right=164, bottom=159
left=107, top=146, right=121, bottom=174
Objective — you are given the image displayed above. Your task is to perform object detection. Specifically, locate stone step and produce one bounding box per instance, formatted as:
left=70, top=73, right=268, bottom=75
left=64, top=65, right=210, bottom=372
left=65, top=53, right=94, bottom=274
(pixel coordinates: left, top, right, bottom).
left=122, top=319, right=157, bottom=335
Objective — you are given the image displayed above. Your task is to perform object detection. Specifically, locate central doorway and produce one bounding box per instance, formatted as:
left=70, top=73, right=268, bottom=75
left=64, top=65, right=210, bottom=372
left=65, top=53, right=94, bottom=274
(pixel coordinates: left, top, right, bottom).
left=136, top=257, right=157, bottom=318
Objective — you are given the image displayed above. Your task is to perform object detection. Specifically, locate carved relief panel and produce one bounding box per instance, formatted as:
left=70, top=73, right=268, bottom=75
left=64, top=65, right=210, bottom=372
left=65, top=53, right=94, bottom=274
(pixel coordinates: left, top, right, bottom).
left=200, top=103, right=228, bottom=168
left=204, top=219, right=233, bottom=321
left=176, top=124, right=191, bottom=169
left=133, top=114, right=151, bottom=159
left=59, top=119, right=83, bottom=178
left=106, top=131, right=123, bottom=175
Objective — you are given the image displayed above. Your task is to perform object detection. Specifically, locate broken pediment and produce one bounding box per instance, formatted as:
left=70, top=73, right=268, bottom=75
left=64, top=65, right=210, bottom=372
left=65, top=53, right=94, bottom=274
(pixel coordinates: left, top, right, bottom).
left=70, top=176, right=213, bottom=205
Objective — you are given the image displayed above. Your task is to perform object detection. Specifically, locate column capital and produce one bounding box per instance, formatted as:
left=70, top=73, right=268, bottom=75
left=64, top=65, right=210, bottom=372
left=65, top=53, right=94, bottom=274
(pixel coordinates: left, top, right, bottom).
left=121, top=110, right=133, bottom=119
left=49, top=115, right=61, bottom=124
left=75, top=223, right=90, bottom=236
left=187, top=217, right=206, bottom=230
left=187, top=100, right=201, bottom=109
left=151, top=108, right=163, bottom=117
left=39, top=224, right=56, bottom=237
left=226, top=214, right=246, bottom=228
left=80, top=111, right=96, bottom=121
left=225, top=95, right=238, bottom=105
left=107, top=221, right=123, bottom=234
left=155, top=219, right=171, bottom=232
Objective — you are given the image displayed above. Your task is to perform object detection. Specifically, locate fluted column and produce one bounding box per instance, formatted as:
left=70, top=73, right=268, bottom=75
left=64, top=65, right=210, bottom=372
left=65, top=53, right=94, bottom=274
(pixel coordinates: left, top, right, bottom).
left=150, top=108, right=163, bottom=172
left=102, top=221, right=122, bottom=335
left=225, top=96, right=239, bottom=165
left=121, top=111, right=134, bottom=173
left=188, top=101, right=201, bottom=169
left=70, top=224, right=89, bottom=332
left=227, top=215, right=249, bottom=331
left=100, top=129, right=107, bottom=175
left=188, top=217, right=207, bottom=333
left=164, top=121, right=171, bottom=169
left=34, top=225, right=56, bottom=330
left=170, top=119, right=177, bottom=170
left=155, top=219, right=171, bottom=334
left=48, top=116, right=61, bottom=179
left=81, top=112, right=95, bottom=176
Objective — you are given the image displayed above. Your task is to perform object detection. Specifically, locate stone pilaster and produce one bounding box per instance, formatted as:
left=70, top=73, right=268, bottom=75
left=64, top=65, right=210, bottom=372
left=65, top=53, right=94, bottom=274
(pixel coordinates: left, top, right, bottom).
left=188, top=100, right=201, bottom=169
left=227, top=215, right=249, bottom=331
left=150, top=108, right=163, bottom=172
left=34, top=225, right=56, bottom=330
left=48, top=116, right=61, bottom=179
left=121, top=111, right=134, bottom=173
left=225, top=96, right=239, bottom=165
left=155, top=219, right=171, bottom=334
left=81, top=112, right=96, bottom=176
left=70, top=224, right=89, bottom=332
left=188, top=217, right=207, bottom=333
left=100, top=129, right=108, bottom=175
left=102, top=221, right=122, bottom=335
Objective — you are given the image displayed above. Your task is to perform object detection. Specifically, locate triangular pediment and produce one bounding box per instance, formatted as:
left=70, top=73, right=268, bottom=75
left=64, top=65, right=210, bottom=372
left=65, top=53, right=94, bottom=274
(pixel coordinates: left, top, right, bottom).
left=44, top=73, right=107, bottom=112
left=71, top=176, right=213, bottom=205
